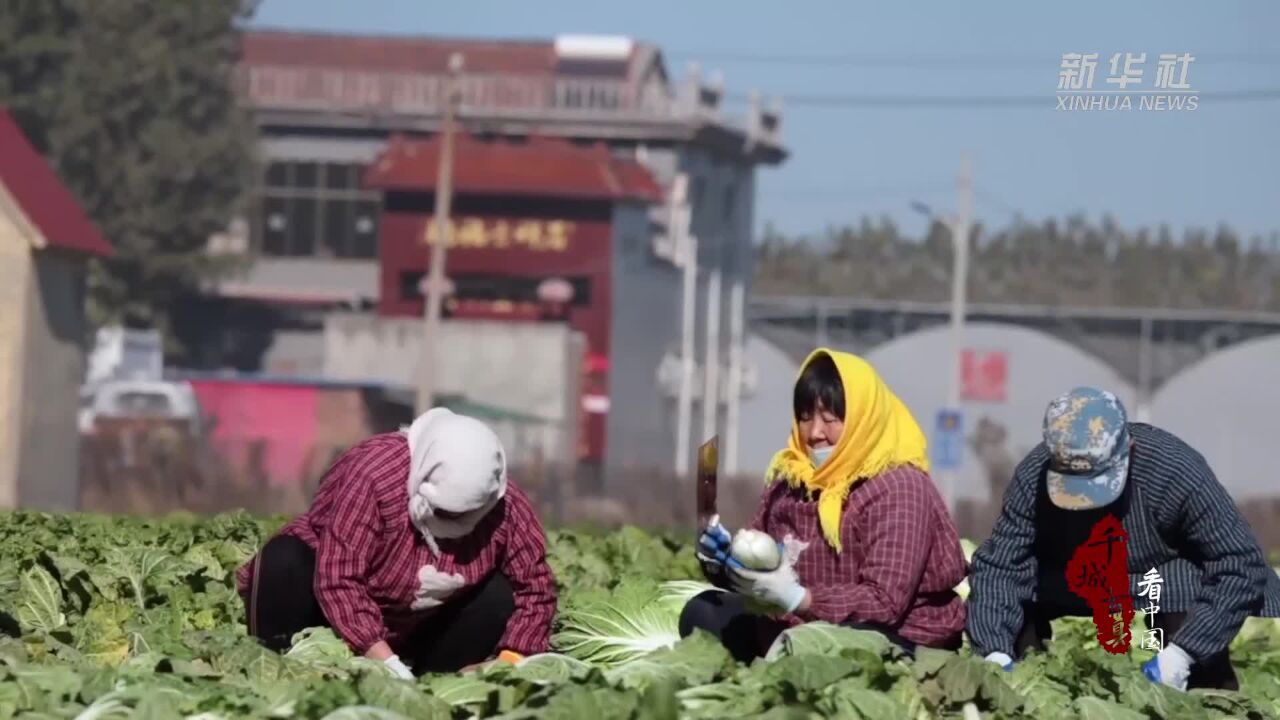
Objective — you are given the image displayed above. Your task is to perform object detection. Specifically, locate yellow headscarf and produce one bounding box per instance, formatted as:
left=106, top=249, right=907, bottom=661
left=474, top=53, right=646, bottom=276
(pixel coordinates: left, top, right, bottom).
left=765, top=348, right=930, bottom=553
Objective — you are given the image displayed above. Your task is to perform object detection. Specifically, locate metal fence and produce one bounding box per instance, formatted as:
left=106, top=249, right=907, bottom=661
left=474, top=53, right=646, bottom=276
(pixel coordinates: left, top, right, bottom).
left=241, top=66, right=674, bottom=119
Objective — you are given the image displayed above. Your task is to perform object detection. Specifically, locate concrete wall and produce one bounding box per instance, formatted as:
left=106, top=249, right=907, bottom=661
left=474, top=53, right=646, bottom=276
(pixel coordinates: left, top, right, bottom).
left=17, top=251, right=88, bottom=510
left=263, top=329, right=325, bottom=375
left=0, top=199, right=31, bottom=509
left=322, top=314, right=583, bottom=465
left=1150, top=335, right=1280, bottom=499
left=738, top=333, right=801, bottom=477
left=693, top=148, right=756, bottom=461
left=604, top=202, right=682, bottom=473
left=641, top=144, right=760, bottom=474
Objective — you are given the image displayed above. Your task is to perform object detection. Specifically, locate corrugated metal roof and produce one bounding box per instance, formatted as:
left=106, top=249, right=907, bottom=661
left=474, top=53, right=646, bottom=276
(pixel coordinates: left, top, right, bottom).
left=364, top=133, right=663, bottom=203
left=0, top=109, right=113, bottom=257
left=242, top=29, right=640, bottom=79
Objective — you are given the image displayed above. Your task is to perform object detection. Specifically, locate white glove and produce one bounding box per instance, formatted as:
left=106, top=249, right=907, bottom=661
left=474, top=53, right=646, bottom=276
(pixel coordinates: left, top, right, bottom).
left=1142, top=643, right=1192, bottom=691
left=726, top=535, right=809, bottom=613
left=984, top=651, right=1014, bottom=671
left=383, top=654, right=414, bottom=680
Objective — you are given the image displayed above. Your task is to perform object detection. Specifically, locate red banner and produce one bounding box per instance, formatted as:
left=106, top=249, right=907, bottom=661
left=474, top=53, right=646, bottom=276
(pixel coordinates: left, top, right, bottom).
left=962, top=350, right=1008, bottom=402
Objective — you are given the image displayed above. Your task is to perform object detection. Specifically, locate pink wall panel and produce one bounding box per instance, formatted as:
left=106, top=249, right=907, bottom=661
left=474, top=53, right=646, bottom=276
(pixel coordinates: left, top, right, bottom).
left=190, top=380, right=319, bottom=487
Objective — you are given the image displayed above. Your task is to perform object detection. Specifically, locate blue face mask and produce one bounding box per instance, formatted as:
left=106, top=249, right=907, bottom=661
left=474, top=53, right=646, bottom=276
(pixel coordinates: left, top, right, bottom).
left=809, top=445, right=835, bottom=468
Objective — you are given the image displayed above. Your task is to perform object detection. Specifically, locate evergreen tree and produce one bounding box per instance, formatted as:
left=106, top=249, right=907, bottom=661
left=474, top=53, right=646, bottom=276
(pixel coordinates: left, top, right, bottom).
left=754, top=214, right=1280, bottom=312
left=0, top=0, right=260, bottom=359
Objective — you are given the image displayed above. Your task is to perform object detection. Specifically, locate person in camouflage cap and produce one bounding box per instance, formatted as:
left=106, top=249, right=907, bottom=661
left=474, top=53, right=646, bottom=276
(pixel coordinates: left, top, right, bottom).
left=965, top=387, right=1280, bottom=691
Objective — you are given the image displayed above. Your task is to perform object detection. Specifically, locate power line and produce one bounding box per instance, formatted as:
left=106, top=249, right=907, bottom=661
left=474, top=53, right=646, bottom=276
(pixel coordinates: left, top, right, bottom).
left=765, top=182, right=954, bottom=201
left=724, top=88, right=1280, bottom=108
left=671, top=51, right=1045, bottom=69
left=972, top=185, right=1023, bottom=218
left=666, top=49, right=1280, bottom=70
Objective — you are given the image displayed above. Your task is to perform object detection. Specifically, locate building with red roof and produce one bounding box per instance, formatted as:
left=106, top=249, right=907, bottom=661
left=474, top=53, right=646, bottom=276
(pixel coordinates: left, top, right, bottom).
left=363, top=132, right=666, bottom=463
left=211, top=29, right=785, bottom=477
left=0, top=109, right=113, bottom=510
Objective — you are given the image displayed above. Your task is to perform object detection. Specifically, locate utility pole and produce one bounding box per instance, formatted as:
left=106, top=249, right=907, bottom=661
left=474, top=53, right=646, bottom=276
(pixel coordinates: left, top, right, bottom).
left=417, top=53, right=464, bottom=414
left=702, top=267, right=722, bottom=444
left=673, top=175, right=697, bottom=477
left=942, top=152, right=973, bottom=517
left=723, top=277, right=745, bottom=475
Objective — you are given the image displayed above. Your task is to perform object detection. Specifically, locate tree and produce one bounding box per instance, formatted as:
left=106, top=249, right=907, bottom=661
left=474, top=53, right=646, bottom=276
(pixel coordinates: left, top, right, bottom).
left=754, top=214, right=1280, bottom=312
left=0, top=0, right=259, bottom=360
left=0, top=2, right=77, bottom=151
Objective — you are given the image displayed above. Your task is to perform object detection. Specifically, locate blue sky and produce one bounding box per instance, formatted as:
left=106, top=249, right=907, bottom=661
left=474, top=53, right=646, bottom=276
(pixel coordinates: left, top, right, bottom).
left=251, top=0, right=1280, bottom=243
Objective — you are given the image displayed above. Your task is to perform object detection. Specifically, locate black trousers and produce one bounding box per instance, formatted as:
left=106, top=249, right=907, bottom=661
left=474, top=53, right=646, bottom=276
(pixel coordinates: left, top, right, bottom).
left=1013, top=603, right=1239, bottom=691
left=244, top=535, right=515, bottom=674
left=678, top=591, right=954, bottom=662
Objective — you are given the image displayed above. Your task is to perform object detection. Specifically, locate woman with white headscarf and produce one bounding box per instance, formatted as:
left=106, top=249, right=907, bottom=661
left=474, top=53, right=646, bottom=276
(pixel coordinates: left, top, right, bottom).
left=236, top=408, right=557, bottom=678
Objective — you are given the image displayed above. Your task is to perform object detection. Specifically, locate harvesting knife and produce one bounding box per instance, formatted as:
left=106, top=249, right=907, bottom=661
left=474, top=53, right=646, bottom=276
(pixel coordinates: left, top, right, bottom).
left=695, top=435, right=719, bottom=533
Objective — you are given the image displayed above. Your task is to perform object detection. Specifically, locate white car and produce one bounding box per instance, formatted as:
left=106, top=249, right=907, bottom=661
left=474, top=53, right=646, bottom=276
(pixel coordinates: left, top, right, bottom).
left=80, top=379, right=203, bottom=434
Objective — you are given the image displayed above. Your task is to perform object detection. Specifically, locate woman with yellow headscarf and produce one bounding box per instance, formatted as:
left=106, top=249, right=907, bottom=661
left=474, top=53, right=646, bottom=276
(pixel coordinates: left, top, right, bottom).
left=679, top=348, right=968, bottom=661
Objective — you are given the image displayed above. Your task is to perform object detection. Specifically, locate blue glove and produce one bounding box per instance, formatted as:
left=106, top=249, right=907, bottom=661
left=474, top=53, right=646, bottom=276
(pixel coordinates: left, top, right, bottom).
left=696, top=515, right=742, bottom=587
left=1140, top=656, right=1159, bottom=682
left=1142, top=644, right=1192, bottom=691
left=984, top=652, right=1014, bottom=671
left=696, top=516, right=732, bottom=566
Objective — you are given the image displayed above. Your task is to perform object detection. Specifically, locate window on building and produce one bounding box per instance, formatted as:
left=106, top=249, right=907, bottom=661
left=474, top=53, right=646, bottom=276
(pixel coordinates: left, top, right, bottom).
left=352, top=199, right=380, bottom=257
left=322, top=198, right=351, bottom=257
left=293, top=162, right=318, bottom=189
left=399, top=272, right=593, bottom=306
left=291, top=197, right=318, bottom=256
left=265, top=162, right=289, bottom=188
left=262, top=195, right=289, bottom=255
left=324, top=162, right=353, bottom=190
left=255, top=160, right=381, bottom=259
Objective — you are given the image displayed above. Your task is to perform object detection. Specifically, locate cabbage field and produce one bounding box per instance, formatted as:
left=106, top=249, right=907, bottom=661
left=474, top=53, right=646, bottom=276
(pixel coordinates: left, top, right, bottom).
left=1, top=511, right=1279, bottom=719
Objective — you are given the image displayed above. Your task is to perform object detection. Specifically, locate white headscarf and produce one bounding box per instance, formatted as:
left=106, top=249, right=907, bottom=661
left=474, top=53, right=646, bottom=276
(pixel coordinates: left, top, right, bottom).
left=402, top=408, right=508, bottom=554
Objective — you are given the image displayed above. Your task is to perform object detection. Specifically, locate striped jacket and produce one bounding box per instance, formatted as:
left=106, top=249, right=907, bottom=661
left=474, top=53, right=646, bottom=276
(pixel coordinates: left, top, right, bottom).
left=967, top=423, right=1280, bottom=662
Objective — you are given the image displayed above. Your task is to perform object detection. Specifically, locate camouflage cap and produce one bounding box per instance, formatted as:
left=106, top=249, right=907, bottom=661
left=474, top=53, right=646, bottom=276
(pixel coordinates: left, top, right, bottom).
left=1042, top=387, right=1132, bottom=510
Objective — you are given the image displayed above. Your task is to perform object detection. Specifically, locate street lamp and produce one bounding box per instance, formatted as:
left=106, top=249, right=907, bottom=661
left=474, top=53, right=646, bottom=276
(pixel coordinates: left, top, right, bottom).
left=910, top=153, right=972, bottom=518
left=417, top=52, right=465, bottom=414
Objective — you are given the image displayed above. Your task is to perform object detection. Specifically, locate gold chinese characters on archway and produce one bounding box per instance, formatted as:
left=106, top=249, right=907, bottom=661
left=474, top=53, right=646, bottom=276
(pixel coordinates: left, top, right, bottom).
left=420, top=217, right=575, bottom=253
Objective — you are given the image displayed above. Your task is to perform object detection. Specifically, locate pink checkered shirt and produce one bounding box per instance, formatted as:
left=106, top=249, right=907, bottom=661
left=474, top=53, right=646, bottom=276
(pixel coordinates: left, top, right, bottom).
left=750, top=465, right=968, bottom=647
left=236, top=433, right=557, bottom=657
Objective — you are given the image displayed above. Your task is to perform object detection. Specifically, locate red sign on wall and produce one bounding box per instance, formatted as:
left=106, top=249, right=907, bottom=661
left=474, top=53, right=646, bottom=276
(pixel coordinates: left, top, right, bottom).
left=378, top=207, right=615, bottom=463
left=962, top=350, right=1008, bottom=402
